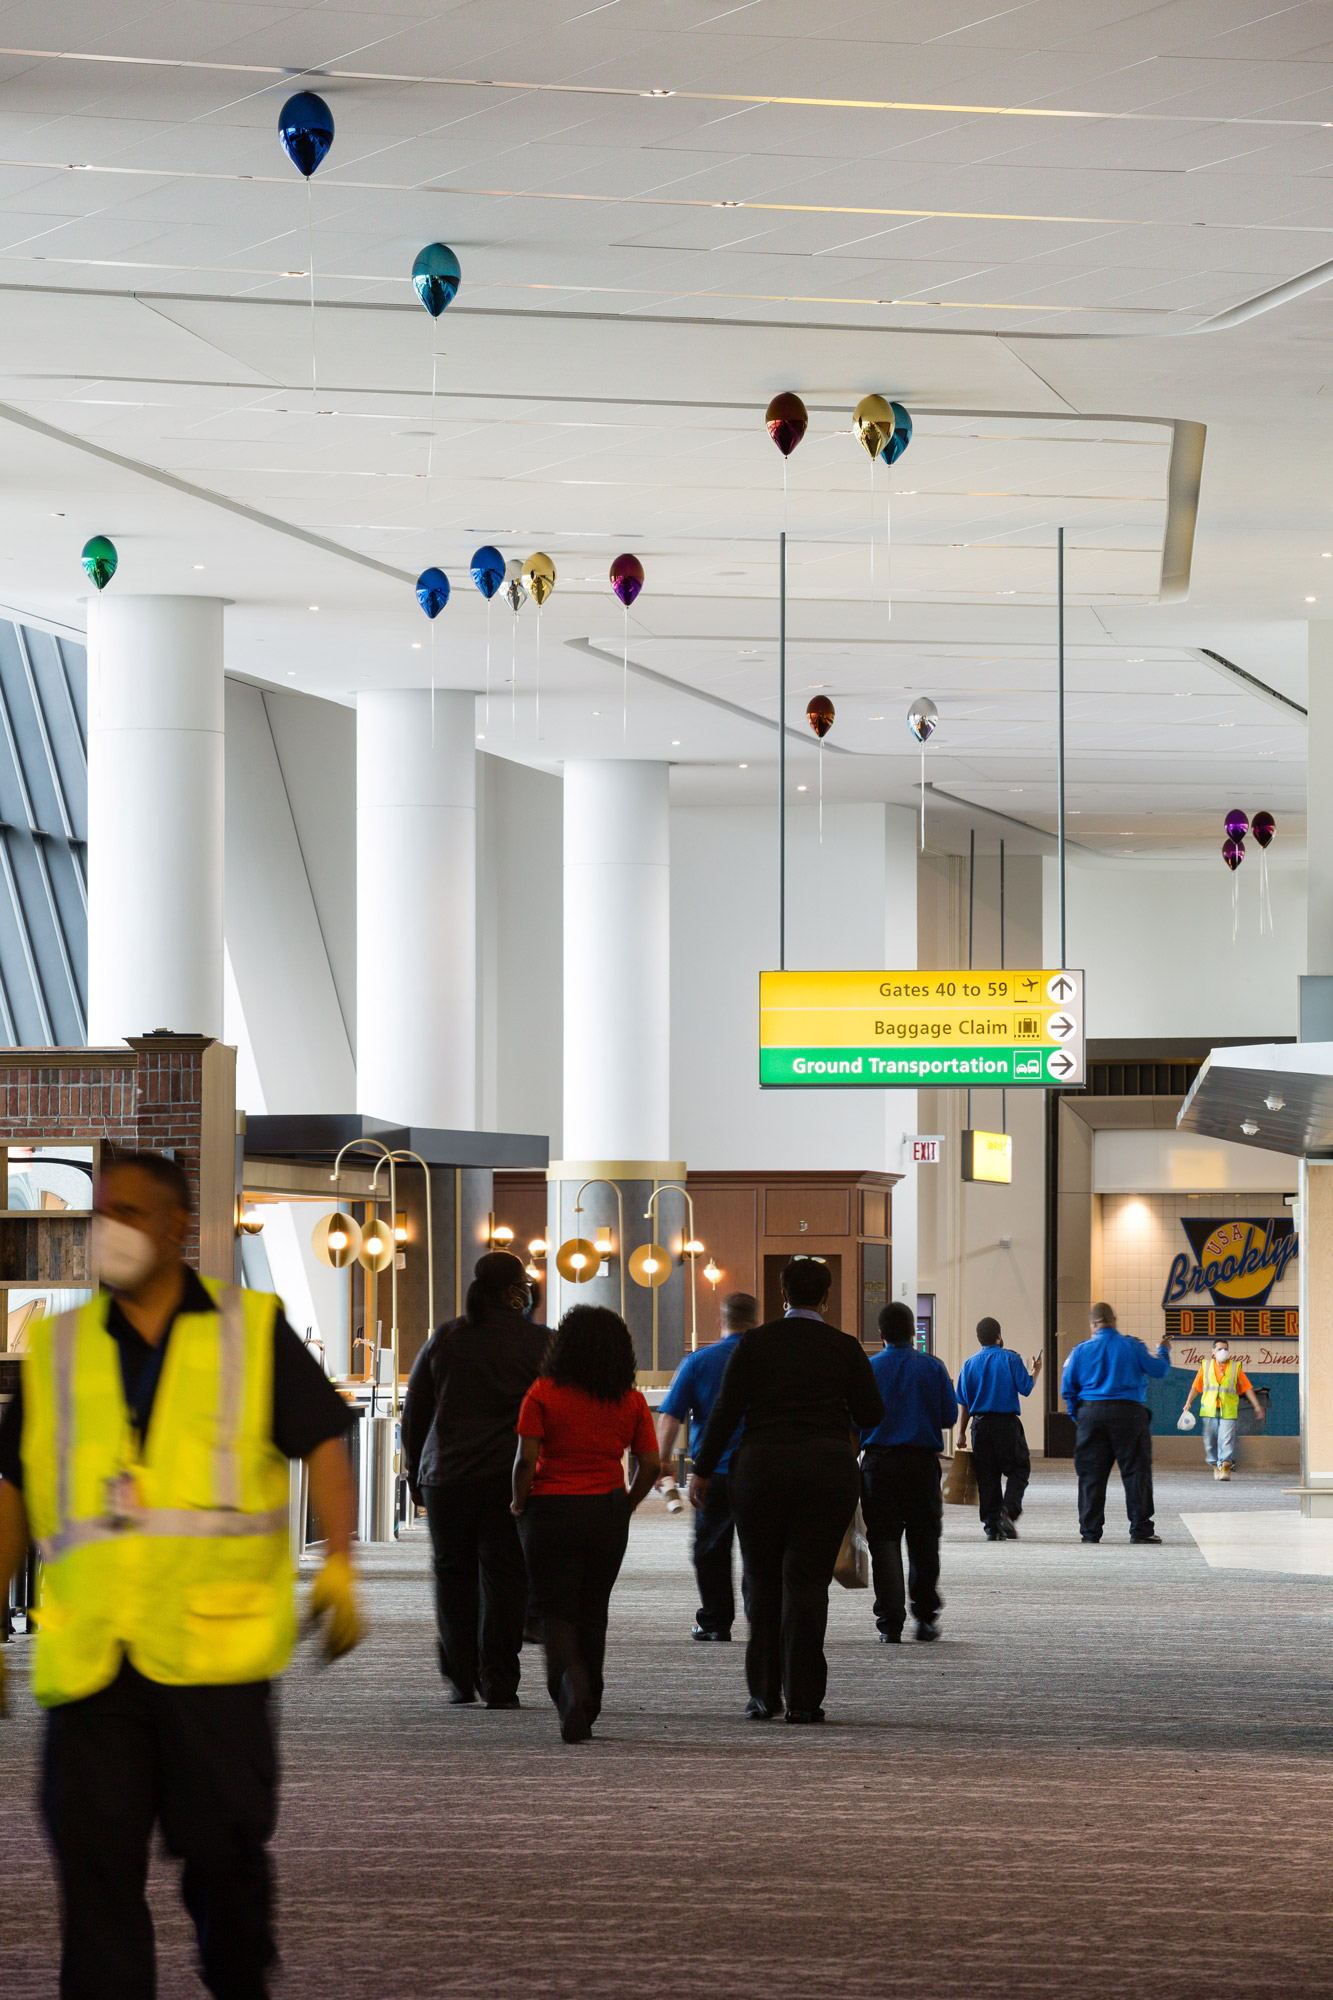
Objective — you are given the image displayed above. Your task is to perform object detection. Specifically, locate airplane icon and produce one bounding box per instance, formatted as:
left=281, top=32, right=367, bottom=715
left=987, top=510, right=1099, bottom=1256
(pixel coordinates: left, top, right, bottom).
left=1020, top=975, right=1040, bottom=995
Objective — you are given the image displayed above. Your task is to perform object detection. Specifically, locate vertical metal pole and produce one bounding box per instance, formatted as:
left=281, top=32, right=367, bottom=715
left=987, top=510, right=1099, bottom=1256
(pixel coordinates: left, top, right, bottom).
left=779, top=529, right=787, bottom=971
left=1057, top=525, right=1067, bottom=970
left=967, top=826, right=975, bottom=1128
left=1000, top=838, right=1007, bottom=1136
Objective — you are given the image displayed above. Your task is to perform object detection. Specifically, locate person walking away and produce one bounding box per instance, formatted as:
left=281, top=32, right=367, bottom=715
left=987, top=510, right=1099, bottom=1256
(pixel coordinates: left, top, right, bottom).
left=1061, top=1302, right=1171, bottom=1544
left=955, top=1318, right=1041, bottom=1540
left=688, top=1257, right=883, bottom=1725
left=1181, top=1334, right=1265, bottom=1481
left=0, top=1151, right=361, bottom=2000
left=512, top=1306, right=659, bottom=1742
left=656, top=1290, right=757, bottom=1640
left=860, top=1301, right=958, bottom=1643
left=402, top=1250, right=546, bottom=1708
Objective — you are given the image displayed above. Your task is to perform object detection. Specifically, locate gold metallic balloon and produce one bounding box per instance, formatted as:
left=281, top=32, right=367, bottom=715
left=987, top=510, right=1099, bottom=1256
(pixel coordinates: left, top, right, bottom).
left=523, top=552, right=556, bottom=607
left=853, top=394, right=896, bottom=461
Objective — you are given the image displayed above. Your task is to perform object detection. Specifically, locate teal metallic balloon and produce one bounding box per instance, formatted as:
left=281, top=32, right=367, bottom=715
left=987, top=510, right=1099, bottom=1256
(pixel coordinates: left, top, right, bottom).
left=412, top=243, right=462, bottom=318
left=81, top=535, right=117, bottom=591
left=881, top=403, right=912, bottom=466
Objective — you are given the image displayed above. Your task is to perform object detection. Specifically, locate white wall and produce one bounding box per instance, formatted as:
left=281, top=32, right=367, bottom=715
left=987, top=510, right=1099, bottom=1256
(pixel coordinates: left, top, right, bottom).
left=477, top=753, right=563, bottom=1148
left=1094, top=1126, right=1297, bottom=1194
left=1045, top=852, right=1305, bottom=1040
left=260, top=685, right=356, bottom=1054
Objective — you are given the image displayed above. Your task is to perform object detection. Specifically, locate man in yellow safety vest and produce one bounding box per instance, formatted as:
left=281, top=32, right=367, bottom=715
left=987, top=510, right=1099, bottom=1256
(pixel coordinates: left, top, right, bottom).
left=0, top=1150, right=363, bottom=1998
left=1181, top=1334, right=1265, bottom=1481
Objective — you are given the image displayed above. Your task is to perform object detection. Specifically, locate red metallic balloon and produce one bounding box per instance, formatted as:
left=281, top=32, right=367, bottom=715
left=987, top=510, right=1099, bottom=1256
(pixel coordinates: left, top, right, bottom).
left=806, top=694, right=835, bottom=739
left=765, top=392, right=808, bottom=457
left=610, top=553, right=644, bottom=608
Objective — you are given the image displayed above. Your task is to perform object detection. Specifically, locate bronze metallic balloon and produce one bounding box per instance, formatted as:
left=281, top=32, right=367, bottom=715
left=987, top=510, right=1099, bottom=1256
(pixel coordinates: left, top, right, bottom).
left=522, top=551, right=556, bottom=607
left=765, top=392, right=808, bottom=457
left=853, top=394, right=895, bottom=461
left=806, top=694, right=835, bottom=739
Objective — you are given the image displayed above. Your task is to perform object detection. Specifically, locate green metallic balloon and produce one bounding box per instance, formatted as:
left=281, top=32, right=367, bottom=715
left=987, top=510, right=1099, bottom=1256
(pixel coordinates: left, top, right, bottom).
left=81, top=535, right=118, bottom=591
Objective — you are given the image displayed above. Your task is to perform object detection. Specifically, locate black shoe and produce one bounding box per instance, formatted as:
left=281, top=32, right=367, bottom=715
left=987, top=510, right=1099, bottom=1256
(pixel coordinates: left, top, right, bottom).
left=1081, top=1535, right=1101, bottom=1544
left=998, top=1511, right=1019, bottom=1540
left=744, top=1696, right=775, bottom=1720
left=1132, top=1533, right=1163, bottom=1544
left=914, top=1621, right=941, bottom=1642
left=984, top=1526, right=1005, bottom=1541
left=691, top=1625, right=732, bottom=1641
left=446, top=1685, right=477, bottom=1705
left=485, top=1696, right=521, bottom=1709
left=557, top=1668, right=592, bottom=1742
left=877, top=1629, right=902, bottom=1644
left=785, top=1708, right=826, bottom=1725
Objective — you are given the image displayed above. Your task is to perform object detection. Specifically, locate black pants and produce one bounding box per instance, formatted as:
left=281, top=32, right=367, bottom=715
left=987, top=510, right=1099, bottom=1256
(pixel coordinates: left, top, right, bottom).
left=971, top=1413, right=1030, bottom=1530
left=692, top=1469, right=751, bottom=1636
left=730, top=1437, right=860, bottom=1717
left=860, top=1446, right=943, bottom=1635
left=518, top=1490, right=631, bottom=1726
left=1074, top=1400, right=1156, bottom=1540
left=41, top=1658, right=276, bottom=2000
left=423, top=1475, right=528, bottom=1702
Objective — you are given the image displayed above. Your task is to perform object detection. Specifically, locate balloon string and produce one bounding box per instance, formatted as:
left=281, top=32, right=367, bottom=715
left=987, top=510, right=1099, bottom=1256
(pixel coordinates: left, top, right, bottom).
left=1260, top=850, right=1274, bottom=936
left=622, top=600, right=628, bottom=744
left=818, top=737, right=824, bottom=843
left=1232, top=865, right=1239, bottom=945
left=485, top=597, right=492, bottom=730
left=430, top=618, right=436, bottom=747
left=307, top=178, right=317, bottom=401
left=511, top=604, right=518, bottom=738
left=920, top=743, right=925, bottom=853
left=886, top=487, right=893, bottom=623
left=869, top=459, right=875, bottom=601
left=427, top=319, right=438, bottom=501
left=783, top=455, right=788, bottom=539
left=535, top=606, right=541, bottom=740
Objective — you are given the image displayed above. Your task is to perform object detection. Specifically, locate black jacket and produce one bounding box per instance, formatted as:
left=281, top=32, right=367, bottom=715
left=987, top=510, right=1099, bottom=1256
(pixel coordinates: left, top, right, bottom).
left=693, top=1314, right=883, bottom=1476
left=402, top=1308, right=548, bottom=1487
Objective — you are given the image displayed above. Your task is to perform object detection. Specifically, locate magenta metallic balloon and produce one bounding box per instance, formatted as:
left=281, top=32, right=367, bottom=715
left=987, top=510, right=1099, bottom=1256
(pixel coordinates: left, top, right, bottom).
left=1251, top=810, right=1276, bottom=849
left=610, top=553, right=644, bottom=608
left=1224, top=807, right=1249, bottom=841
left=1222, top=837, right=1244, bottom=872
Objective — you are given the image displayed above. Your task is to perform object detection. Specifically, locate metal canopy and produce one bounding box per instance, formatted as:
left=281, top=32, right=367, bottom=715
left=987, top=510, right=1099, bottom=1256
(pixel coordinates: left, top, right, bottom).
left=1176, top=1042, right=1333, bottom=1160
left=243, top=1114, right=548, bottom=1171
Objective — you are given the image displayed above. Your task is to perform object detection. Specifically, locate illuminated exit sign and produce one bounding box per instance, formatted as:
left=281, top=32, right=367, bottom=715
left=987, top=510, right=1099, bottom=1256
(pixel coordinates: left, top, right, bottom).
left=759, top=969, right=1085, bottom=1089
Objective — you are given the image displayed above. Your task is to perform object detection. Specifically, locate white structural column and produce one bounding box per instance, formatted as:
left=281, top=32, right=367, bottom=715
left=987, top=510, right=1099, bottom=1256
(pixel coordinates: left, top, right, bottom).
left=357, top=689, right=476, bottom=1128
left=87, top=595, right=225, bottom=1043
left=563, top=760, right=670, bottom=1160
left=1309, top=623, right=1333, bottom=975
left=884, top=803, right=919, bottom=1309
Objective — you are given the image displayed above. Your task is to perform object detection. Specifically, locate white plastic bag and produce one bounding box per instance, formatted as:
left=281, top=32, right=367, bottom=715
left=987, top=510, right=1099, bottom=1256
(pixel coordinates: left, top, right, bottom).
left=1177, top=1409, right=1197, bottom=1432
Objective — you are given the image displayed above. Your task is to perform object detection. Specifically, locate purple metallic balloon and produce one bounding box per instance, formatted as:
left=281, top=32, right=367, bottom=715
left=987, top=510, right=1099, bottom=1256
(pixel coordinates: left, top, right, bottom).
left=1222, top=837, right=1244, bottom=872
left=1251, top=809, right=1275, bottom=849
left=1224, top=808, right=1249, bottom=841
left=610, top=553, right=644, bottom=608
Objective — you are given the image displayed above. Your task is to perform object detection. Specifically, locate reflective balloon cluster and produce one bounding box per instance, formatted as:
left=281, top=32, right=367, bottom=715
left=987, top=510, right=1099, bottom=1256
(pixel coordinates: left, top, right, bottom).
left=762, top=390, right=914, bottom=466
left=1220, top=806, right=1277, bottom=870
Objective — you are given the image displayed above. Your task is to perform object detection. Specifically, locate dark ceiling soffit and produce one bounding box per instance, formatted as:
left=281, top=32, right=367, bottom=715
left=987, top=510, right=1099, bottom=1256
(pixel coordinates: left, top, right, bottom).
left=243, top=1114, right=549, bottom=1170
left=1197, top=648, right=1306, bottom=719
left=1176, top=1058, right=1333, bottom=1159
left=1088, top=1037, right=1295, bottom=1060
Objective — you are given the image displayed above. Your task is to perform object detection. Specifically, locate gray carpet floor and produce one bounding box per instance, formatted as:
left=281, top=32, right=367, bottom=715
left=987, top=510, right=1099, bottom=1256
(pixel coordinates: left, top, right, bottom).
left=3, top=1462, right=1333, bottom=1997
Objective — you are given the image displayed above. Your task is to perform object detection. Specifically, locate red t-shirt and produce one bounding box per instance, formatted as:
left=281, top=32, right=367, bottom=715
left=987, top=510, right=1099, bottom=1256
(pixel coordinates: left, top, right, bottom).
left=516, top=1377, right=657, bottom=1496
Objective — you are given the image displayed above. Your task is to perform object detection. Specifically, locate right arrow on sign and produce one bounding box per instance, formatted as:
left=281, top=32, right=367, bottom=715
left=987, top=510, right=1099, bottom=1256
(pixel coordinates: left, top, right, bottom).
left=1047, top=1014, right=1078, bottom=1041
left=1047, top=1050, right=1076, bottom=1078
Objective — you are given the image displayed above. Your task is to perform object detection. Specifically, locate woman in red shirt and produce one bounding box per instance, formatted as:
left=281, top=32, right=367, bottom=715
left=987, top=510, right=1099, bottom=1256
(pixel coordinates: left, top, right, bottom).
left=512, top=1306, right=660, bottom=1742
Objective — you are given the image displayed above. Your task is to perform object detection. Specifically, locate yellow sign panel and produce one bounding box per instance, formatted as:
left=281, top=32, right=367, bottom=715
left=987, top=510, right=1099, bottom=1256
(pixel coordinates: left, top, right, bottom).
left=759, top=968, right=1085, bottom=1089
left=963, top=1130, right=1013, bottom=1184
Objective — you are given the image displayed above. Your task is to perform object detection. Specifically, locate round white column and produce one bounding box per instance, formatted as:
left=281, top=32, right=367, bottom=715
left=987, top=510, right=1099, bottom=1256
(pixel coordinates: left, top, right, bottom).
left=357, top=689, right=476, bottom=1128
left=563, top=760, right=670, bottom=1160
left=87, top=595, right=225, bottom=1044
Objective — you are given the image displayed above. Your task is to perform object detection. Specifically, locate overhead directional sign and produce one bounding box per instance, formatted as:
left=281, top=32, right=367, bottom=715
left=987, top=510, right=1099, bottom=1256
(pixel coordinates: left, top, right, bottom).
left=759, top=968, right=1085, bottom=1089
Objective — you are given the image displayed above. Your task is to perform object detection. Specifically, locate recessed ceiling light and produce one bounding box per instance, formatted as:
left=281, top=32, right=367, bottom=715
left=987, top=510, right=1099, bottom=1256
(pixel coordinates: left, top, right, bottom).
left=899, top=490, right=917, bottom=495
left=998, top=589, right=1015, bottom=595
left=739, top=763, right=748, bottom=769
left=477, top=733, right=485, bottom=740
left=1009, top=788, right=1024, bottom=793
left=1323, top=552, right=1331, bottom=558
left=712, top=200, right=743, bottom=208
left=50, top=511, right=63, bottom=517
left=869, top=715, right=884, bottom=721
left=671, top=739, right=681, bottom=746
left=411, top=642, right=421, bottom=649
left=1127, top=656, right=1143, bottom=662
left=592, top=710, right=601, bottom=716
left=1218, top=722, right=1235, bottom=728
left=308, top=604, right=319, bottom=611
left=797, top=784, right=808, bottom=792
left=644, top=87, right=675, bottom=95
left=1307, top=596, right=1317, bottom=602
left=287, top=670, right=296, bottom=677
left=193, top=564, right=205, bottom=571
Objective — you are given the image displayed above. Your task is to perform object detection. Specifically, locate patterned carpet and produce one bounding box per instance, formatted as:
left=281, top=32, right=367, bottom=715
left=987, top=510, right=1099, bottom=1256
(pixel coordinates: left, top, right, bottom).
left=3, top=1462, right=1333, bottom=1998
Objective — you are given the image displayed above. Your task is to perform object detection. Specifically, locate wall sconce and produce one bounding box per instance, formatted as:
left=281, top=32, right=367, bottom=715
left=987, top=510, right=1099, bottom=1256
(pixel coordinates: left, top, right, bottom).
left=488, top=1211, right=515, bottom=1250
left=556, top=1236, right=600, bottom=1283
left=595, top=1226, right=614, bottom=1261
left=359, top=1217, right=396, bottom=1272
left=629, top=1241, right=670, bottom=1289
left=529, top=1236, right=548, bottom=1258
left=703, top=1259, right=722, bottom=1287
left=525, top=1260, right=542, bottom=1282
left=683, top=1237, right=704, bottom=1257
left=394, top=1211, right=408, bottom=1245
left=238, top=1205, right=265, bottom=1237
left=312, top=1211, right=363, bottom=1268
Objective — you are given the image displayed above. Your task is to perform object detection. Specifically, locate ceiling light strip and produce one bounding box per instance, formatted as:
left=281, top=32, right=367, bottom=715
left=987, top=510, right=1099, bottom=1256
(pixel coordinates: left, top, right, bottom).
left=1197, top=649, right=1306, bottom=720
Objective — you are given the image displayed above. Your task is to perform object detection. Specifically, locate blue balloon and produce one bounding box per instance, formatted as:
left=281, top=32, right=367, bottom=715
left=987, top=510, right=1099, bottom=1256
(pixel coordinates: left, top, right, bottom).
left=881, top=402, right=912, bottom=466
left=415, top=567, right=450, bottom=619
left=412, top=243, right=462, bottom=318
left=470, top=545, right=504, bottom=600
left=278, top=91, right=334, bottom=178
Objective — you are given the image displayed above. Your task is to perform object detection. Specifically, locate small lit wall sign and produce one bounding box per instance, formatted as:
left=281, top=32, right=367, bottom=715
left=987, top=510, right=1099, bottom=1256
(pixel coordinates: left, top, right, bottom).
left=759, top=969, right=1085, bottom=1089
left=908, top=1136, right=943, bottom=1165
left=962, top=1130, right=1013, bottom=1184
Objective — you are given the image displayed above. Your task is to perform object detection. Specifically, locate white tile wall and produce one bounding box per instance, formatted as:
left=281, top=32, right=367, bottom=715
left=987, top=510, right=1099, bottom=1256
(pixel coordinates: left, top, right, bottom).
left=1098, top=1191, right=1298, bottom=1344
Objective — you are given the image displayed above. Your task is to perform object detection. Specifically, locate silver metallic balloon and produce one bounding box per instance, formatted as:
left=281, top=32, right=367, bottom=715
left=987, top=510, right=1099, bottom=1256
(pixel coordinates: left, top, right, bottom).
left=505, top=576, right=527, bottom=614
left=907, top=696, right=938, bottom=745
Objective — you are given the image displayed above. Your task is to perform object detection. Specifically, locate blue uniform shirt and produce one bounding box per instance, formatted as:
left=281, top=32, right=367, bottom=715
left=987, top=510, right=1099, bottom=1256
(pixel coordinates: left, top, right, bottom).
left=659, top=1331, right=745, bottom=1472
left=860, top=1345, right=959, bottom=1452
left=1061, top=1327, right=1170, bottom=1412
left=956, top=1345, right=1034, bottom=1416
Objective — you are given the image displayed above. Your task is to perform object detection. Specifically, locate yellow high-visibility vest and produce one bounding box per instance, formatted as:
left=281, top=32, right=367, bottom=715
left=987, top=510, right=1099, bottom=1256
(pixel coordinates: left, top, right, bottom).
left=1200, top=1356, right=1241, bottom=1420
left=21, top=1279, right=294, bottom=1707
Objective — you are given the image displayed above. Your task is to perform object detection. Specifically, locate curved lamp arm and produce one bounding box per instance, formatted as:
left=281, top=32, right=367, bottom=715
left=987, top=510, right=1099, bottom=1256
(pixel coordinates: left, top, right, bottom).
left=331, top=1140, right=400, bottom=1420
left=573, top=1178, right=626, bottom=1320
left=372, top=1149, right=435, bottom=1335
left=646, top=1183, right=699, bottom=1354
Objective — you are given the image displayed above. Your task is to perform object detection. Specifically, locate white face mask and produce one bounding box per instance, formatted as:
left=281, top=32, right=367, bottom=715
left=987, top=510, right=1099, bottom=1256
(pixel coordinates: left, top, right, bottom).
left=93, top=1214, right=158, bottom=1292
left=1214, top=1349, right=1230, bottom=1366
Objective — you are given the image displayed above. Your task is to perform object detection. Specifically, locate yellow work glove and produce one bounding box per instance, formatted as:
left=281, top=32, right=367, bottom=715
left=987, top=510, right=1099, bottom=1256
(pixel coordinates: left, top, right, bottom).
left=307, top=1551, right=363, bottom=1662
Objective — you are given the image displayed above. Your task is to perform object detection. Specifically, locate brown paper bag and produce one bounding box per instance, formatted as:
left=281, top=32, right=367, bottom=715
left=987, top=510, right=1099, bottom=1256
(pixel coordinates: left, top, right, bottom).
left=941, top=1447, right=978, bottom=1506
left=833, top=1504, right=870, bottom=1589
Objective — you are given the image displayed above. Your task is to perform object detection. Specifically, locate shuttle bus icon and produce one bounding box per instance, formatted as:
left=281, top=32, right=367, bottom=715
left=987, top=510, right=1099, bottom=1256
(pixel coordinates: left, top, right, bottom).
left=1014, top=1053, right=1042, bottom=1079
